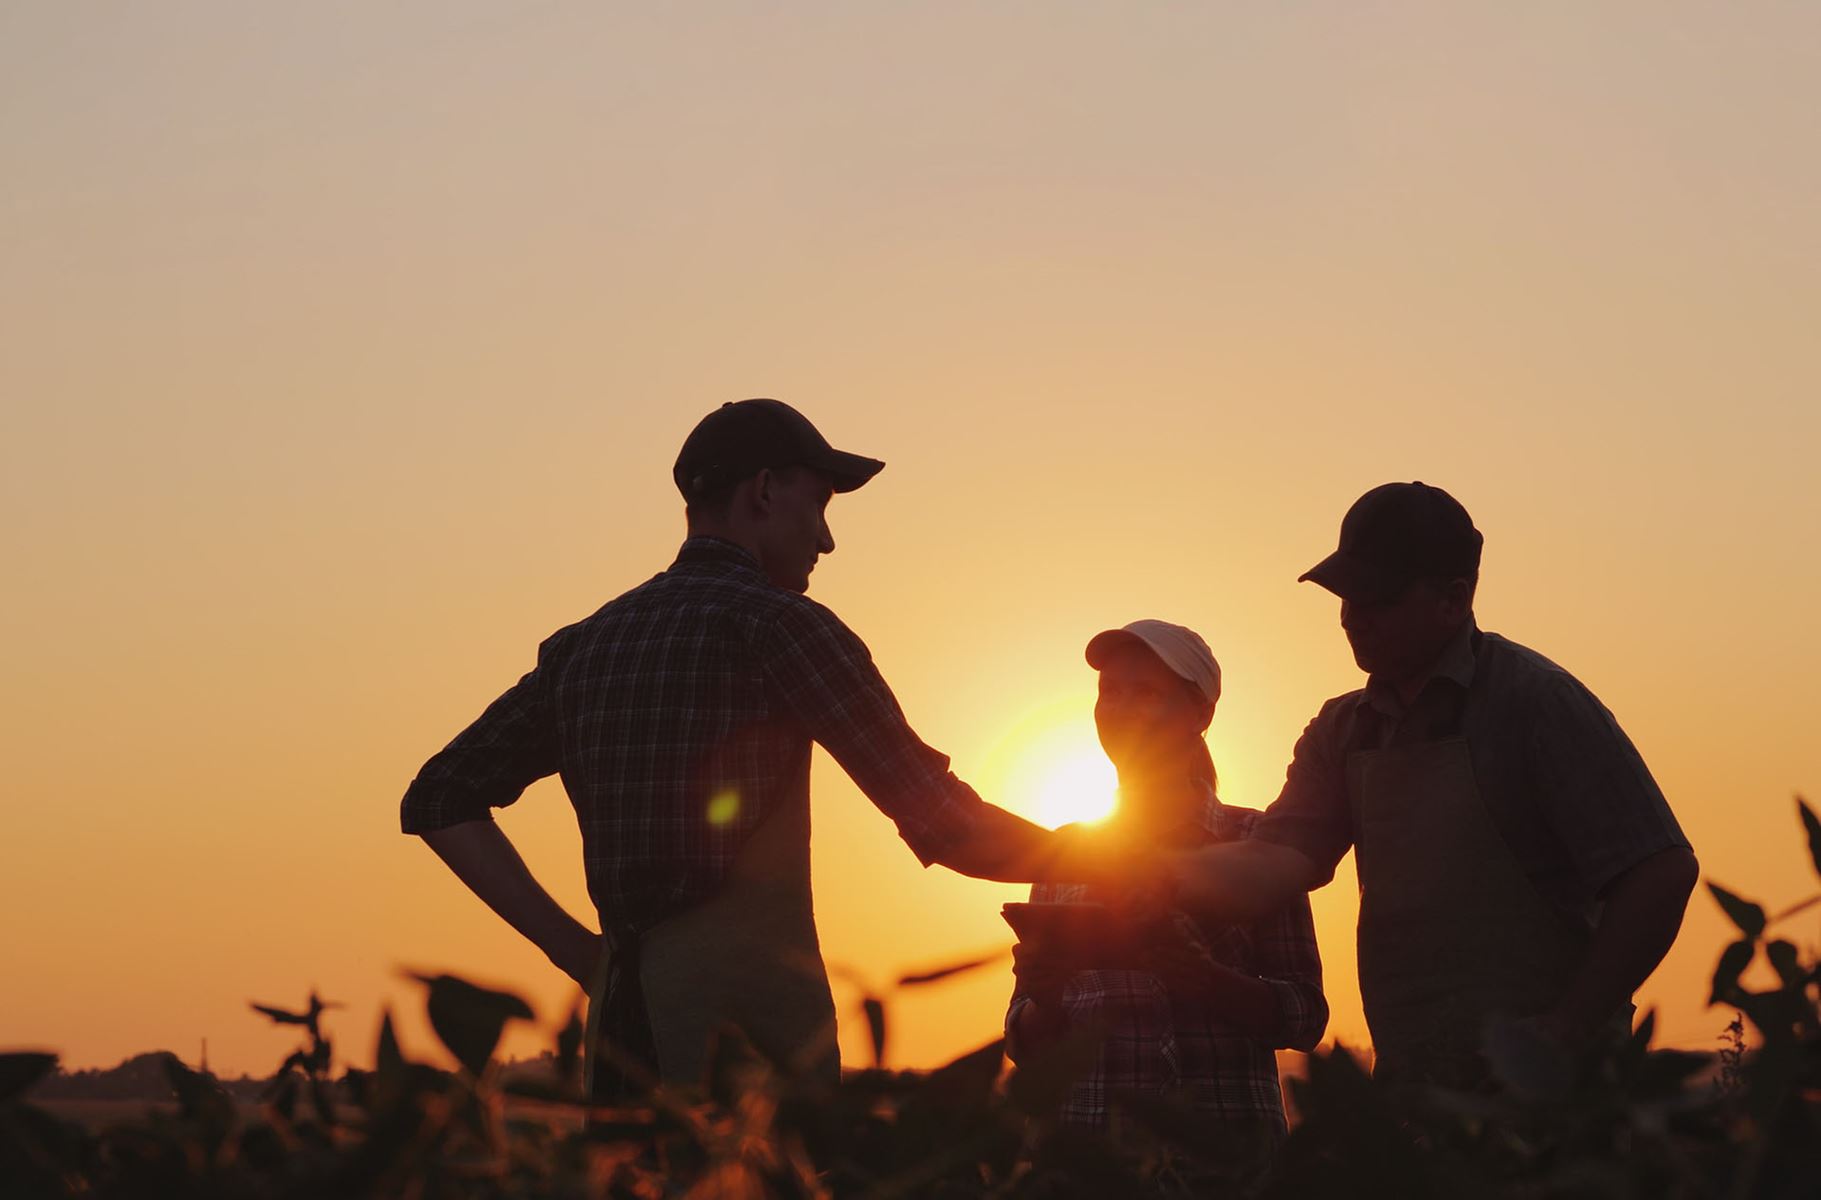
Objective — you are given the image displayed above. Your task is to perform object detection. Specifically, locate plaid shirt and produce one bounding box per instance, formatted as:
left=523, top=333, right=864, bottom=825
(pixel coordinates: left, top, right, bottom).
left=400, top=537, right=981, bottom=933
left=1007, top=789, right=1327, bottom=1132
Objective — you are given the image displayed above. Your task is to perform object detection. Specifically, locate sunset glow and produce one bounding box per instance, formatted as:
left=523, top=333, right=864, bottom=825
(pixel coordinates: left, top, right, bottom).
left=978, top=701, right=1119, bottom=829
left=1028, top=748, right=1120, bottom=829
left=2, top=4, right=1816, bottom=1083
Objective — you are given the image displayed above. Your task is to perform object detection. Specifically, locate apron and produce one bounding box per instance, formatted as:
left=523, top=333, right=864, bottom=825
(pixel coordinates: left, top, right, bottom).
left=1348, top=730, right=1599, bottom=1087
left=584, top=779, right=839, bottom=1099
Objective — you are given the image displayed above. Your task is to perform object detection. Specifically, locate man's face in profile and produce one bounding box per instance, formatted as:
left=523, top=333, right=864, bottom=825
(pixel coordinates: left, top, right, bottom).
left=1094, top=643, right=1208, bottom=776
left=758, top=468, right=836, bottom=593
left=1339, top=578, right=1469, bottom=680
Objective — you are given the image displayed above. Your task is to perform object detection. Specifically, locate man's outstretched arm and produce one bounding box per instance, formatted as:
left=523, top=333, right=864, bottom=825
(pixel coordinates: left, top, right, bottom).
left=1162, top=704, right=1348, bottom=924
left=1168, top=837, right=1325, bottom=927
left=932, top=803, right=1134, bottom=885
left=926, top=803, right=1058, bottom=881
left=418, top=821, right=602, bottom=988
left=759, top=600, right=1149, bottom=886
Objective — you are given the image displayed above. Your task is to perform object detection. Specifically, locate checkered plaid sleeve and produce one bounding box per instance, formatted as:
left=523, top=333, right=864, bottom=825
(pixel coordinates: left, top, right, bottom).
left=1248, top=888, right=1329, bottom=1052
left=760, top=598, right=981, bottom=866
left=399, top=666, right=559, bottom=834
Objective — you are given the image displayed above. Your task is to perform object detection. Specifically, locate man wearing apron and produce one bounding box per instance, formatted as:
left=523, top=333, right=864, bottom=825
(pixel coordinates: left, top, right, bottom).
left=401, top=400, right=1124, bottom=1098
left=1171, top=483, right=1698, bottom=1087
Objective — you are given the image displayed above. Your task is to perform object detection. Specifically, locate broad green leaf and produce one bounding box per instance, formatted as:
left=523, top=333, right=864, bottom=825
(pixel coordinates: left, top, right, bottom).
left=1614, top=1008, right=1656, bottom=1076
left=250, top=1002, right=311, bottom=1026
left=1800, top=795, right=1821, bottom=879
left=1766, top=939, right=1806, bottom=990
left=376, top=1010, right=405, bottom=1076
left=1707, top=883, right=1766, bottom=939
left=1709, top=937, right=1755, bottom=1005
left=896, top=951, right=1008, bottom=988
left=409, top=972, right=534, bottom=1077
left=303, top=991, right=342, bottom=1031
left=1629, top=1008, right=1656, bottom=1051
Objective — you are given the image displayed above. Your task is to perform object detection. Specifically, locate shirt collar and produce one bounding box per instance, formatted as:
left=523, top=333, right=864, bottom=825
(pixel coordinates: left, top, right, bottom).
left=1432, top=619, right=1480, bottom=689
left=1363, top=618, right=1479, bottom=714
left=674, top=535, right=763, bottom=573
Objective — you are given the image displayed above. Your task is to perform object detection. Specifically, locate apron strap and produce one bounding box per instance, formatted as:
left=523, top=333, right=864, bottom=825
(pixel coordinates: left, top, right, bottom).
left=586, top=924, right=661, bottom=1104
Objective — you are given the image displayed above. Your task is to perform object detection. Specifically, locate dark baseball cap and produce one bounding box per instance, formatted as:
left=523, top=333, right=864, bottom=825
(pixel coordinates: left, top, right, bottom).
left=672, top=399, right=886, bottom=500
left=1299, top=482, right=1483, bottom=603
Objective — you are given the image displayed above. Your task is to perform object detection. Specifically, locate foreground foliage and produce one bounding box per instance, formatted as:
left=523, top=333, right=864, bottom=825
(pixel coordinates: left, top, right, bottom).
left=5, top=799, right=1820, bottom=1198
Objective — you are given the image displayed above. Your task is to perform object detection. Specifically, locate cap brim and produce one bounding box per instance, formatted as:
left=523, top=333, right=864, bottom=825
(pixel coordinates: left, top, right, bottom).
left=1298, top=551, right=1404, bottom=604
left=1084, top=628, right=1146, bottom=669
left=812, top=448, right=886, bottom=493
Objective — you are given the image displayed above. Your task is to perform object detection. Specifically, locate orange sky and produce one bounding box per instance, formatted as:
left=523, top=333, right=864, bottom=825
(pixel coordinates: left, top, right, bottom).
left=3, top=3, right=1818, bottom=1078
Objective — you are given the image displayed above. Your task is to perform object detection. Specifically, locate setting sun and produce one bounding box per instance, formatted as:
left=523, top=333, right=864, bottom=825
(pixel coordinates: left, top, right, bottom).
left=1029, top=748, right=1119, bottom=828
left=979, top=699, right=1120, bottom=829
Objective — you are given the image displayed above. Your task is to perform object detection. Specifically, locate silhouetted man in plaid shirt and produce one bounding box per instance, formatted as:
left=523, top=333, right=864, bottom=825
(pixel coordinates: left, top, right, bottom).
left=401, top=399, right=1118, bottom=1095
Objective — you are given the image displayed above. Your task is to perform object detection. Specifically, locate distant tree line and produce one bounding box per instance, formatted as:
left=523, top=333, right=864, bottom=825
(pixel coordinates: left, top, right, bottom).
left=28, top=1054, right=266, bottom=1104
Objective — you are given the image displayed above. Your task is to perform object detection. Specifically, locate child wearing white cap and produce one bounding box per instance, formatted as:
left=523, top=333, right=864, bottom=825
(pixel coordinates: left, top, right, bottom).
left=1005, top=620, right=1328, bottom=1166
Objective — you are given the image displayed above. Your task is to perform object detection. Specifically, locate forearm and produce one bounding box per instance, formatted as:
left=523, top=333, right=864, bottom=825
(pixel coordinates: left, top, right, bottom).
left=937, top=804, right=1074, bottom=883
left=1171, top=839, right=1321, bottom=926
left=419, top=820, right=598, bottom=978
left=1550, top=846, right=1699, bottom=1038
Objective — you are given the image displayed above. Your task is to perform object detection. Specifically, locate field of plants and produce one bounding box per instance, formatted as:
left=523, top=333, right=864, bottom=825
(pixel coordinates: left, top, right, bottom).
left=4, top=799, right=1818, bottom=1198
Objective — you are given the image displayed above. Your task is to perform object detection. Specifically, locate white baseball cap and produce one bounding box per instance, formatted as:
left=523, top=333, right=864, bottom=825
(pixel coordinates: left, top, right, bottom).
left=1085, top=619, right=1222, bottom=708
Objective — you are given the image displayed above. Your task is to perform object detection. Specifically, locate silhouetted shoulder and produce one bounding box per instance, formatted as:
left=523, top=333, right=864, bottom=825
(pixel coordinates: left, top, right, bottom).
left=1315, top=688, right=1367, bottom=721
left=769, top=588, right=847, bottom=625
left=763, top=589, right=871, bottom=652
left=1477, top=630, right=1601, bottom=704
left=1480, top=629, right=1571, bottom=674
left=529, top=573, right=667, bottom=659
left=1297, top=687, right=1369, bottom=750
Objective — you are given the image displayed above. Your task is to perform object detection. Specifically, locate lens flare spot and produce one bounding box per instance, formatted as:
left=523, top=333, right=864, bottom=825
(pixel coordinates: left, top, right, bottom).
left=706, top=790, right=740, bottom=826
